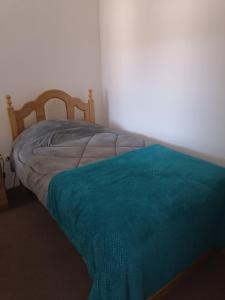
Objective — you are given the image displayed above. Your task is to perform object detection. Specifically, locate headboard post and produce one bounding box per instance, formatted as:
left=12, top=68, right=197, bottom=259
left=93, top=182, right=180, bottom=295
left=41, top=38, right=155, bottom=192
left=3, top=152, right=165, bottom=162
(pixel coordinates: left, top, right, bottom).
left=6, top=95, right=19, bottom=141
left=88, top=89, right=95, bottom=123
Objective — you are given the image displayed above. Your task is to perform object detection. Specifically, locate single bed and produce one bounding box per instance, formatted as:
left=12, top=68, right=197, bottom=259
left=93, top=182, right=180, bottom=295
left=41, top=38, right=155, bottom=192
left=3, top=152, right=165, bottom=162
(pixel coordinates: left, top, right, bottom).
left=7, top=89, right=147, bottom=205
left=6, top=89, right=225, bottom=300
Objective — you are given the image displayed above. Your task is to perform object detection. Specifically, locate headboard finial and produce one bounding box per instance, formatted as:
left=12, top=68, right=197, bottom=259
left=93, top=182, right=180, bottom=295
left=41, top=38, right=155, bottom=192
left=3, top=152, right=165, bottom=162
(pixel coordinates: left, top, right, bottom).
left=87, top=89, right=95, bottom=123
left=5, top=95, right=12, bottom=108
left=88, top=89, right=93, bottom=101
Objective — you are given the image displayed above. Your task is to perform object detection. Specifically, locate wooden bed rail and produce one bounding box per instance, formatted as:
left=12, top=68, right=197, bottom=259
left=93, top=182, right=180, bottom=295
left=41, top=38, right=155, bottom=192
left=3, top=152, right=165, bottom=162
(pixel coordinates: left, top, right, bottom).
left=6, top=89, right=95, bottom=140
left=148, top=249, right=224, bottom=300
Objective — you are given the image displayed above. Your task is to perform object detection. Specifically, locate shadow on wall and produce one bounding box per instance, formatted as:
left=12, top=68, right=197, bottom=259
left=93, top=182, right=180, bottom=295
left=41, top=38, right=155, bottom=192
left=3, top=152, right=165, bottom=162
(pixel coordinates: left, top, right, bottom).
left=103, top=90, right=109, bottom=126
left=99, top=0, right=225, bottom=167
left=108, top=119, right=225, bottom=168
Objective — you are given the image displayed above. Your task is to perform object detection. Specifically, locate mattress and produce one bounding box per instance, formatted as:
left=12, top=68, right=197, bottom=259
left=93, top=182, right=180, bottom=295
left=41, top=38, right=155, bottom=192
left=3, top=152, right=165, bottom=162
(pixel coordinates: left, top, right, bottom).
left=11, top=120, right=147, bottom=205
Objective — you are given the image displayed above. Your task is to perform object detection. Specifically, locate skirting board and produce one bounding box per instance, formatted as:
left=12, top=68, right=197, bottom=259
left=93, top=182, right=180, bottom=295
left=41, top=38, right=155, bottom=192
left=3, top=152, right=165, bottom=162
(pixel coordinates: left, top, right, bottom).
left=147, top=249, right=222, bottom=300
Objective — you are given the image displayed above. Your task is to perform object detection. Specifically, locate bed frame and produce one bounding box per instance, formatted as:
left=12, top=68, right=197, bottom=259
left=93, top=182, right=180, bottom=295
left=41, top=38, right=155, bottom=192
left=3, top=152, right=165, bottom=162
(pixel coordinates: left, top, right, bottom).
left=148, top=250, right=217, bottom=299
left=6, top=89, right=95, bottom=140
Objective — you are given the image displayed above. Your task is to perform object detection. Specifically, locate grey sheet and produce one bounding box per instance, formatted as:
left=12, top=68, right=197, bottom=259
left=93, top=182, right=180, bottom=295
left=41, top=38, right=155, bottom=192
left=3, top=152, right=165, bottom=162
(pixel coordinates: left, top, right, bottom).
left=11, top=120, right=148, bottom=205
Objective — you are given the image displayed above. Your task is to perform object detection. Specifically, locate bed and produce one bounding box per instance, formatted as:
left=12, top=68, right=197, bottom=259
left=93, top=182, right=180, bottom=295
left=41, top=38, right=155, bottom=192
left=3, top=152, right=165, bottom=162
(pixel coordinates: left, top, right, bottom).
left=6, top=89, right=225, bottom=300
left=7, top=89, right=146, bottom=205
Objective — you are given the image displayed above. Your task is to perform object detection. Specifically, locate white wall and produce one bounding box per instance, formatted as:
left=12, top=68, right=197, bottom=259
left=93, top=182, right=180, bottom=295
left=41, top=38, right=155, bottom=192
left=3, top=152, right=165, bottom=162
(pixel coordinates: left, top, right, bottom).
left=99, top=0, right=225, bottom=165
left=0, top=0, right=102, bottom=186
left=1, top=0, right=225, bottom=189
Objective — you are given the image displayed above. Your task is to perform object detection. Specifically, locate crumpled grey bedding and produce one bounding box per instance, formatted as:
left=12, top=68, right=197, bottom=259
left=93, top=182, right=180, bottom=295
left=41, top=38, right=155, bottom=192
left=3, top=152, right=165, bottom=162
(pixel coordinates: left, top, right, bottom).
left=11, top=120, right=148, bottom=205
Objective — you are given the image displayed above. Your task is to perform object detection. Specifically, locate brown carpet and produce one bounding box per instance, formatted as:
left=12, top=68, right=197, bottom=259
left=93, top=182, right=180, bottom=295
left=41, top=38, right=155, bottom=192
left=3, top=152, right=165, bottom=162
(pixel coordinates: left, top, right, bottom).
left=1, top=187, right=225, bottom=300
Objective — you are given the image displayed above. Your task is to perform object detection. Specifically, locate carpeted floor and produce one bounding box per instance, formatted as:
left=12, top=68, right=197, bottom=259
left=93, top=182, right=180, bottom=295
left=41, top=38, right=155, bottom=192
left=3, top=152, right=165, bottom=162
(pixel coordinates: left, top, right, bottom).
left=1, top=187, right=225, bottom=300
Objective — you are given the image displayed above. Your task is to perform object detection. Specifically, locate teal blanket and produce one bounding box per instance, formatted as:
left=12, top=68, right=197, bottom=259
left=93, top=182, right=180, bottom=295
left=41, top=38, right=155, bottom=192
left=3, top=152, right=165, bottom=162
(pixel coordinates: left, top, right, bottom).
left=47, top=145, right=225, bottom=300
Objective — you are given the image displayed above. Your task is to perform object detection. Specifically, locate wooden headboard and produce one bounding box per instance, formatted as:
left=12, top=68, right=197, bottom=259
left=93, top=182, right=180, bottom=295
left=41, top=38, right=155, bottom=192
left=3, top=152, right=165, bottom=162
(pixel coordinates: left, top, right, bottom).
left=6, top=89, right=95, bottom=140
